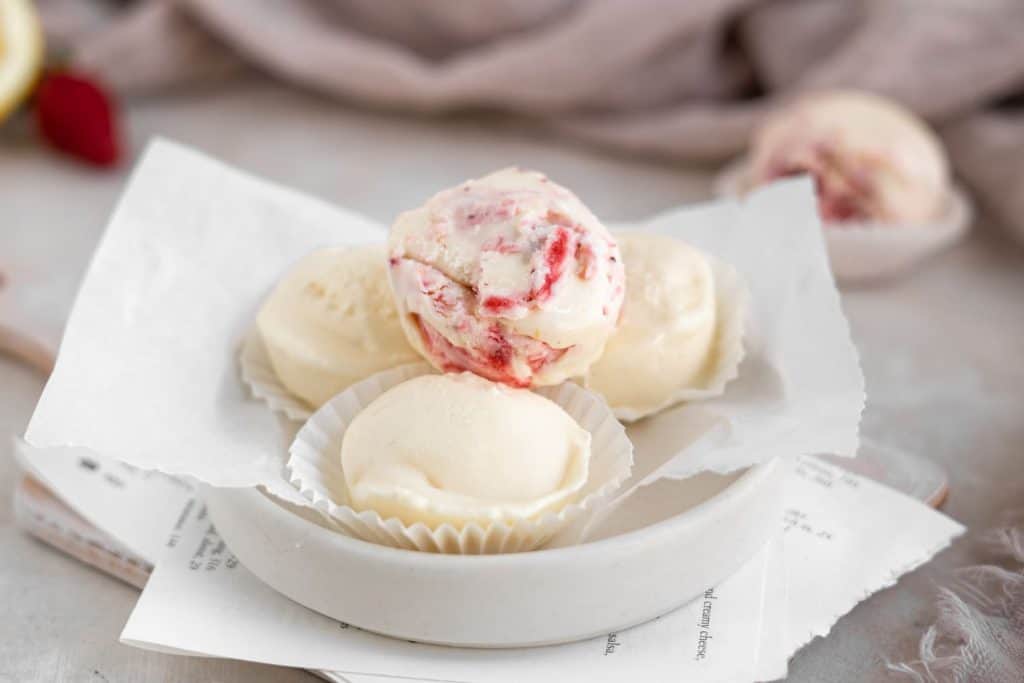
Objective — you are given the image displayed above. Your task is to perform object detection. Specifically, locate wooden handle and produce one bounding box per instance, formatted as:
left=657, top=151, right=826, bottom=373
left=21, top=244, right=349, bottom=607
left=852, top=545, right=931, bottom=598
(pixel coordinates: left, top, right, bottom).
left=0, top=268, right=57, bottom=376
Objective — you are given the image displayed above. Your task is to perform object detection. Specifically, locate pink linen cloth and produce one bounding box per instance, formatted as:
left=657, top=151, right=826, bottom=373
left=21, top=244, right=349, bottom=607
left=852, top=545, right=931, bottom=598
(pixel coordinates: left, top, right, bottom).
left=37, top=0, right=1024, bottom=240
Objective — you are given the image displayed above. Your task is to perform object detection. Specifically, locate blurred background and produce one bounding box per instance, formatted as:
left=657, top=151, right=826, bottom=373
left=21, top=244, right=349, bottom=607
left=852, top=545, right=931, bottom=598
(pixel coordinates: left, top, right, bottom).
left=2, top=1, right=1023, bottom=681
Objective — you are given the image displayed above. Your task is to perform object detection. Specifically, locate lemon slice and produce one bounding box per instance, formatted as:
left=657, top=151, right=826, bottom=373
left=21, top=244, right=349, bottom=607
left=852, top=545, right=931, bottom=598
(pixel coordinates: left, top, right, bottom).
left=0, top=0, right=44, bottom=123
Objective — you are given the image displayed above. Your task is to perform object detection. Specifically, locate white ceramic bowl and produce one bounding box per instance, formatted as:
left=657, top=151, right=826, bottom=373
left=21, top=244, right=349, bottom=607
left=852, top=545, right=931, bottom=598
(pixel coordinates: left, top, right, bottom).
left=204, top=457, right=784, bottom=648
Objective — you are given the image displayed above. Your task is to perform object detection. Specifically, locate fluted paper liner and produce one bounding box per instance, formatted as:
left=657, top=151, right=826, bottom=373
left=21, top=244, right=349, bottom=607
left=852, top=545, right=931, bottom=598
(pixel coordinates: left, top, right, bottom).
left=286, top=363, right=634, bottom=554
left=714, top=157, right=973, bottom=285
left=587, top=252, right=748, bottom=422
left=239, top=329, right=314, bottom=422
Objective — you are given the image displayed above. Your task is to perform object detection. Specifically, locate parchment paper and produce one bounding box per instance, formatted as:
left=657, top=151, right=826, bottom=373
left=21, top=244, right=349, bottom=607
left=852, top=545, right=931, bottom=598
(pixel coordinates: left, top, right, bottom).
left=24, top=139, right=863, bottom=495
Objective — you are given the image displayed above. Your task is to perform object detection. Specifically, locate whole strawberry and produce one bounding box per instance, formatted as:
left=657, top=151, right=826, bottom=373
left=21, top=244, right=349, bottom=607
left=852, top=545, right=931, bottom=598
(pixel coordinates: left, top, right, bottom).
left=34, top=70, right=122, bottom=167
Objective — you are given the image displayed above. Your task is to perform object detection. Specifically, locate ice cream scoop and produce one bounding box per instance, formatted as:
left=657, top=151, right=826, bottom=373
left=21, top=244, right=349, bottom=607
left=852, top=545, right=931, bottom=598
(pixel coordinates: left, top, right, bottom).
left=257, top=244, right=420, bottom=408
left=749, top=90, right=950, bottom=225
left=340, top=372, right=591, bottom=529
left=387, top=168, right=625, bottom=387
left=585, top=233, right=717, bottom=419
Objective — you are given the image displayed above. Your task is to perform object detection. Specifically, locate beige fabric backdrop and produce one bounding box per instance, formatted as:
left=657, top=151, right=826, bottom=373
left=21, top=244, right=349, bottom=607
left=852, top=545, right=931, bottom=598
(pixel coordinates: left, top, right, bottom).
left=37, top=0, right=1024, bottom=241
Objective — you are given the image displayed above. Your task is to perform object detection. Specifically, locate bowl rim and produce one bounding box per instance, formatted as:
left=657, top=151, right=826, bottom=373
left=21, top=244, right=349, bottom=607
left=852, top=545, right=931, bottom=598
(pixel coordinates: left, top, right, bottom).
left=221, top=456, right=781, bottom=568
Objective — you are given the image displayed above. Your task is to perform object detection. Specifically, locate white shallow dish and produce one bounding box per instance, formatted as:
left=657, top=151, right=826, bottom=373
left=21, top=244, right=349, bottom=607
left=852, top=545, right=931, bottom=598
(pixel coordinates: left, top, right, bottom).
left=204, top=457, right=784, bottom=648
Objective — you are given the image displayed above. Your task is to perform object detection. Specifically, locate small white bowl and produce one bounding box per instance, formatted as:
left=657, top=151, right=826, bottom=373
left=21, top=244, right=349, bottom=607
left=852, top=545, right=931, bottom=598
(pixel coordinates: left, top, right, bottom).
left=203, top=457, right=783, bottom=648
left=714, top=157, right=973, bottom=285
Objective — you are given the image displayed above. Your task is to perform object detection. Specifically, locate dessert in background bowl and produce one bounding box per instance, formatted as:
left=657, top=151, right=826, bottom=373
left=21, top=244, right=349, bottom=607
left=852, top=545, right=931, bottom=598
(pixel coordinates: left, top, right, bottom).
left=715, top=90, right=972, bottom=284
left=388, top=168, right=625, bottom=387
left=750, top=90, right=949, bottom=225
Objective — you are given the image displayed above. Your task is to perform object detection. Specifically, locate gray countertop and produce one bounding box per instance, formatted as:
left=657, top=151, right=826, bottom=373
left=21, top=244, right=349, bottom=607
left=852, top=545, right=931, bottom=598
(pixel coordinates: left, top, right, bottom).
left=2, top=78, right=1022, bottom=682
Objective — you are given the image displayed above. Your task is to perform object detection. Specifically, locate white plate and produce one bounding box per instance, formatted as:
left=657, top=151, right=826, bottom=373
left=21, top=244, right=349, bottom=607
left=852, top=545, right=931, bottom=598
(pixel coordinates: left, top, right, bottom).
left=203, top=457, right=784, bottom=648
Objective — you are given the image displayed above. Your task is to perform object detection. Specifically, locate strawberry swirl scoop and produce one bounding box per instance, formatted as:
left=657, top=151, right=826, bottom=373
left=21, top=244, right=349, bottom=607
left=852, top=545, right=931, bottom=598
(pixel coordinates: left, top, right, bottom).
left=749, top=91, right=950, bottom=225
left=388, top=167, right=625, bottom=387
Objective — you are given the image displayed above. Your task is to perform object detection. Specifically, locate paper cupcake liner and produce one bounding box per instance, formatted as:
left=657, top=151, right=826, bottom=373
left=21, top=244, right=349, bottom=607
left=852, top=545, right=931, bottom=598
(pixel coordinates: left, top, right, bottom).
left=590, top=253, right=748, bottom=423
left=286, top=363, right=634, bottom=554
left=238, top=328, right=314, bottom=422
left=667, top=254, right=748, bottom=403
left=714, top=156, right=973, bottom=285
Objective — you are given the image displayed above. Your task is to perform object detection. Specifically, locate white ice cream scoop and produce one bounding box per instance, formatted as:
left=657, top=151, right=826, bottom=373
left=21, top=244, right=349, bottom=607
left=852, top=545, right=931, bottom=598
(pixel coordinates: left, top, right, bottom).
left=340, top=372, right=592, bottom=529
left=257, top=244, right=420, bottom=408
left=585, top=233, right=719, bottom=419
